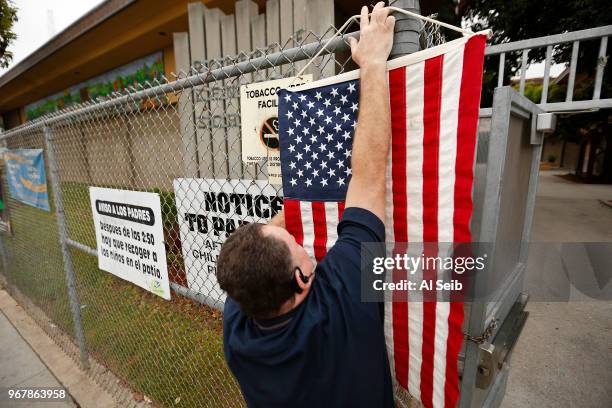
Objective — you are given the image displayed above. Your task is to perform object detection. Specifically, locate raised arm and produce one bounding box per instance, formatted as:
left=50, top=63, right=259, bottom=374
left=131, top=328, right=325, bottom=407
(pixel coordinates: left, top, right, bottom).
left=344, top=3, right=395, bottom=222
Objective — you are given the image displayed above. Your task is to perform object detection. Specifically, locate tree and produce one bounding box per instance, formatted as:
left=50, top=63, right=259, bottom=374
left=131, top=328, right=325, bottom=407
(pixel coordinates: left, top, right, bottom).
left=0, top=0, right=18, bottom=69
left=455, top=0, right=612, bottom=182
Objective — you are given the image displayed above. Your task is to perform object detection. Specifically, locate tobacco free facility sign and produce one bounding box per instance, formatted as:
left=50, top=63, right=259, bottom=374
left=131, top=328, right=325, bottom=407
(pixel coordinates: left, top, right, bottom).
left=240, top=76, right=312, bottom=184
left=89, top=187, right=170, bottom=299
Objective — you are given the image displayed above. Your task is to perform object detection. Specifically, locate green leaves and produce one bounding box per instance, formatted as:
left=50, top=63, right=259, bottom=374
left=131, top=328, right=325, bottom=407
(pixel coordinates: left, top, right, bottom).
left=0, top=0, right=18, bottom=69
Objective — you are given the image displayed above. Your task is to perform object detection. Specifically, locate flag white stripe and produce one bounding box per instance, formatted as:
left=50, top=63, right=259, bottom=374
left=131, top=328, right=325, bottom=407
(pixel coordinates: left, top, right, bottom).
left=324, top=202, right=339, bottom=251
left=432, top=45, right=464, bottom=408
left=405, top=61, right=426, bottom=400
left=384, top=142, right=396, bottom=389
left=300, top=201, right=315, bottom=259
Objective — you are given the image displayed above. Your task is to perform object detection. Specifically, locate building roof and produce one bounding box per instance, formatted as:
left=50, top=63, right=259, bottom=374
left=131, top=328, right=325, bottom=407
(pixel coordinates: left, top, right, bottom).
left=0, top=0, right=264, bottom=115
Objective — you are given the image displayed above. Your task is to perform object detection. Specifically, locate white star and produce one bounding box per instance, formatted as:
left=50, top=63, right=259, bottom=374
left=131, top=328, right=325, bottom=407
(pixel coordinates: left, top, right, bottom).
left=288, top=144, right=296, bottom=153
left=296, top=152, right=303, bottom=161
left=320, top=160, right=328, bottom=169
left=327, top=168, right=336, bottom=177
left=284, top=94, right=292, bottom=102
left=316, top=109, right=324, bottom=117
left=333, top=106, right=341, bottom=115
left=303, top=127, right=310, bottom=135
left=309, top=117, right=316, bottom=125
left=318, top=143, right=326, bottom=152
left=323, top=99, right=331, bottom=107
left=321, top=178, right=328, bottom=187
left=317, top=126, right=325, bottom=134
left=306, top=101, right=315, bottom=109
left=340, top=94, right=348, bottom=104
left=312, top=169, right=320, bottom=178
left=309, top=134, right=317, bottom=144
left=315, top=91, right=322, bottom=100
left=298, top=94, right=307, bottom=102
left=325, top=134, right=334, bottom=142
left=296, top=135, right=302, bottom=143
left=330, top=88, right=339, bottom=97
left=347, top=83, right=356, bottom=93
left=305, top=161, right=312, bottom=170
left=305, top=178, right=313, bottom=187
left=350, top=102, right=358, bottom=112
left=300, top=110, right=308, bottom=118
left=292, top=101, right=299, bottom=110
left=286, top=110, right=294, bottom=119
left=337, top=160, right=344, bottom=168
left=304, top=144, right=312, bottom=153
left=296, top=169, right=304, bottom=177
left=342, top=113, right=350, bottom=122
left=352, top=120, right=357, bottom=128
left=324, top=116, right=332, bottom=124
left=293, top=118, right=301, bottom=127
left=335, top=141, right=343, bottom=151
left=344, top=167, right=352, bottom=176
left=287, top=127, right=295, bottom=136
left=327, top=151, right=335, bottom=160
left=334, top=123, right=342, bottom=133
left=311, top=152, right=319, bottom=160
left=337, top=177, right=345, bottom=186
left=290, top=178, right=297, bottom=186
left=289, top=161, right=296, bottom=169
left=342, top=131, right=351, bottom=140
left=344, top=149, right=351, bottom=158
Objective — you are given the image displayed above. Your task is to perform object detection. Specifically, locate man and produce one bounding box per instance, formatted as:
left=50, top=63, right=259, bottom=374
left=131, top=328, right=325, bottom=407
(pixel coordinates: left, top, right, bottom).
left=217, top=3, right=395, bottom=406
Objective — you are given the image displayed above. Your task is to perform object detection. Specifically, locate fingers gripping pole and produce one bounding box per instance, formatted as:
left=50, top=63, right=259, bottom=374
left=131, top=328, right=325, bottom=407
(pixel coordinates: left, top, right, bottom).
left=292, top=3, right=474, bottom=83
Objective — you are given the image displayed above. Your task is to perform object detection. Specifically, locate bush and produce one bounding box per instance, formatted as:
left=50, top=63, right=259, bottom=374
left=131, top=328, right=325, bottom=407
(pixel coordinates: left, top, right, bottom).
left=547, top=154, right=557, bottom=163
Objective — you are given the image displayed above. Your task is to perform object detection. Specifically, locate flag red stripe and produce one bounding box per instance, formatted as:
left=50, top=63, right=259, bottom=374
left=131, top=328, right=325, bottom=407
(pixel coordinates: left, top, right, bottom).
left=283, top=199, right=304, bottom=246
left=389, top=66, right=409, bottom=389
left=420, top=55, right=444, bottom=408
left=445, top=35, right=486, bottom=408
left=338, top=201, right=345, bottom=222
left=311, top=202, right=328, bottom=262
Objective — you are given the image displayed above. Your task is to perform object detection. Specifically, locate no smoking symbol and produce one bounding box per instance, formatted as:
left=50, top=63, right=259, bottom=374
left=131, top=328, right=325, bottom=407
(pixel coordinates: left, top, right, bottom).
left=260, top=117, right=279, bottom=150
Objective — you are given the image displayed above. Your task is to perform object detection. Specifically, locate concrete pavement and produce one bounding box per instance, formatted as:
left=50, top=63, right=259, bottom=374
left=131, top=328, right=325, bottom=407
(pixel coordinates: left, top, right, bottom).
left=502, top=170, right=612, bottom=408
left=0, top=312, right=75, bottom=408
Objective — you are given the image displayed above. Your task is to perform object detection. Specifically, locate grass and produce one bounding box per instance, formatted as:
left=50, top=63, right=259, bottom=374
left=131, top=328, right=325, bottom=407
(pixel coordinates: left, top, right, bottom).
left=2, top=182, right=244, bottom=407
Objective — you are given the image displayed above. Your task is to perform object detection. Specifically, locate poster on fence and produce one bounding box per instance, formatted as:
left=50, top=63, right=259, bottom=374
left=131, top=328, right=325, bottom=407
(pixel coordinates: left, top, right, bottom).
left=173, top=178, right=283, bottom=301
left=4, top=149, right=50, bottom=211
left=240, top=75, right=312, bottom=184
left=89, top=187, right=171, bottom=299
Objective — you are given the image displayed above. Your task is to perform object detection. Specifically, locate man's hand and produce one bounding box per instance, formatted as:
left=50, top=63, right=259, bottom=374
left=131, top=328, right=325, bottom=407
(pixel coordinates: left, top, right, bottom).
left=344, top=2, right=394, bottom=223
left=347, top=2, right=395, bottom=69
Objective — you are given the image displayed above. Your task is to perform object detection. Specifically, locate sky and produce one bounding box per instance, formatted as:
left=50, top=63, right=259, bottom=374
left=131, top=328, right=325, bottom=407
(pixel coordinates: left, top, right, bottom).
left=0, top=0, right=564, bottom=79
left=0, top=0, right=106, bottom=76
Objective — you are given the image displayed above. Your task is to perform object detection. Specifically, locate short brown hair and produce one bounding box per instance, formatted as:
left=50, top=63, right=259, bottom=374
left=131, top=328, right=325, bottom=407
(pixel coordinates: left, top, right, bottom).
left=217, top=223, right=294, bottom=318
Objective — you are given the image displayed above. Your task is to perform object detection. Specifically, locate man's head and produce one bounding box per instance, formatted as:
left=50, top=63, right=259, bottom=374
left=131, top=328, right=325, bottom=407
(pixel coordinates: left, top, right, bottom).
left=217, top=223, right=314, bottom=319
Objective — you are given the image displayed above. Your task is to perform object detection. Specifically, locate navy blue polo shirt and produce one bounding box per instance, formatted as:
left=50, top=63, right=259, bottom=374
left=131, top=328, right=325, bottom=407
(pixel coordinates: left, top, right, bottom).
left=223, top=207, right=394, bottom=408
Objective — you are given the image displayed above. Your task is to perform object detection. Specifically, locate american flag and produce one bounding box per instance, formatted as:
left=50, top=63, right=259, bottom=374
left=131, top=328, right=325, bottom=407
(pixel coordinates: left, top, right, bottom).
left=278, top=33, right=487, bottom=408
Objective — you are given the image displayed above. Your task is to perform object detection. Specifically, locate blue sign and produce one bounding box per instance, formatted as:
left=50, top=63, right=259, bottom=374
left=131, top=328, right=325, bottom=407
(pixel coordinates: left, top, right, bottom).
left=4, top=149, right=50, bottom=211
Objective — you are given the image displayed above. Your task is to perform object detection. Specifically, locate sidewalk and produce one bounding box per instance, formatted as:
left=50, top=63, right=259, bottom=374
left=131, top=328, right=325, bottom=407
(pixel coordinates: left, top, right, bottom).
left=0, top=289, right=118, bottom=408
left=0, top=311, right=75, bottom=408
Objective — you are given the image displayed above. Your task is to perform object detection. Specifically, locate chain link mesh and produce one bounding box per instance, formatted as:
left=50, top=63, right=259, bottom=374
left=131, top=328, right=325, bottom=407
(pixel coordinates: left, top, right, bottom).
left=0, top=19, right=447, bottom=407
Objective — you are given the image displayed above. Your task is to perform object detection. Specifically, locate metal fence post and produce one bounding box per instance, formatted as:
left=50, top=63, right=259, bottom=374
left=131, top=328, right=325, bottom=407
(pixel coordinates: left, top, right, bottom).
left=390, top=0, right=421, bottom=59
left=43, top=125, right=89, bottom=370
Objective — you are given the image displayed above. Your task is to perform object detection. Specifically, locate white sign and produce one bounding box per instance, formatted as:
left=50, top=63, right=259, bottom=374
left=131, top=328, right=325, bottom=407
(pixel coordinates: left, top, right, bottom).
left=89, top=187, right=170, bottom=299
left=173, top=178, right=282, bottom=301
left=240, top=75, right=312, bottom=184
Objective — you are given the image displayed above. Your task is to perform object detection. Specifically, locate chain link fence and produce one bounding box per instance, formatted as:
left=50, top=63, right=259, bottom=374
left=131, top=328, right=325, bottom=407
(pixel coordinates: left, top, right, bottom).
left=0, top=17, right=446, bottom=407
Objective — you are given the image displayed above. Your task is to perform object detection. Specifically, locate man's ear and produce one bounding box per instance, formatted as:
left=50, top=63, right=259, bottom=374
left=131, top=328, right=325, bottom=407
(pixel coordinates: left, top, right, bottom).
left=295, top=268, right=311, bottom=292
